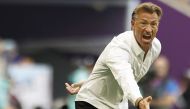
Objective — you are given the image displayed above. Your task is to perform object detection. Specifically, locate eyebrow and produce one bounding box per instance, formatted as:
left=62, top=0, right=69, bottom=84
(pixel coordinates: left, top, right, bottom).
left=138, top=18, right=158, bottom=22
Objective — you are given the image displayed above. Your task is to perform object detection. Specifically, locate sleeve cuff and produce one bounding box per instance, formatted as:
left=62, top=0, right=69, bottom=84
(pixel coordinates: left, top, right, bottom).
left=124, top=93, right=143, bottom=106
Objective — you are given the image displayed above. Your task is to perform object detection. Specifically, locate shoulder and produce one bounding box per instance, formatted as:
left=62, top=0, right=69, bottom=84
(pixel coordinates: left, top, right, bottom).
left=152, top=37, right=161, bottom=52
left=107, top=46, right=130, bottom=60
left=106, top=31, right=132, bottom=52
left=113, top=31, right=133, bottom=48
left=151, top=38, right=162, bottom=59
left=115, top=31, right=133, bottom=40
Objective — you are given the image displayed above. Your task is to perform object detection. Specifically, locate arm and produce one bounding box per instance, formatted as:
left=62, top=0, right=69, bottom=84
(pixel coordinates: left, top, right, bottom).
left=65, top=81, right=85, bottom=95
left=106, top=47, right=151, bottom=108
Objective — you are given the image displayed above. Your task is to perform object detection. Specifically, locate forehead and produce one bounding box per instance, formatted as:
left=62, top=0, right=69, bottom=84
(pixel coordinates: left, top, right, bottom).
left=136, top=10, right=159, bottom=21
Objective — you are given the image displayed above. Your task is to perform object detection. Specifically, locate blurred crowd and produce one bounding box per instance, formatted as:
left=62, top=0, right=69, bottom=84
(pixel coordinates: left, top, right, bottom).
left=0, top=38, right=53, bottom=109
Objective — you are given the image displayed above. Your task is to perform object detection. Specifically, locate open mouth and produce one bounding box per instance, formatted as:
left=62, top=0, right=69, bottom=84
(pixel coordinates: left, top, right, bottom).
left=142, top=33, right=152, bottom=44
left=143, top=34, right=151, bottom=40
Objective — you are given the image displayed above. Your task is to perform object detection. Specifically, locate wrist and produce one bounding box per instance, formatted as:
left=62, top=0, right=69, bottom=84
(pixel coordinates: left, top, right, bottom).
left=135, top=97, right=143, bottom=108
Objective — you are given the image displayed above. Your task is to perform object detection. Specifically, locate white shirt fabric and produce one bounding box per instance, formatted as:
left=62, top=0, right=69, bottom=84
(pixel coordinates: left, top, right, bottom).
left=76, top=31, right=161, bottom=109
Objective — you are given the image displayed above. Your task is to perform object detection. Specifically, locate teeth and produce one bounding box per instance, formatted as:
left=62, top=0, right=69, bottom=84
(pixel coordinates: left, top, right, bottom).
left=144, top=35, right=150, bottom=37
left=144, top=34, right=150, bottom=36
left=143, top=32, right=151, bottom=36
left=143, top=34, right=151, bottom=40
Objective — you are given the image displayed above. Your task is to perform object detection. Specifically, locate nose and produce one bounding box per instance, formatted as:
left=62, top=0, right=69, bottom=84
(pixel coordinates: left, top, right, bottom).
left=144, top=24, right=152, bottom=32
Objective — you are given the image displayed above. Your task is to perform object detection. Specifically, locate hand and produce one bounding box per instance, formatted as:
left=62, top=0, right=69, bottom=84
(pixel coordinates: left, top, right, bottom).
left=65, top=82, right=82, bottom=95
left=138, top=96, right=152, bottom=109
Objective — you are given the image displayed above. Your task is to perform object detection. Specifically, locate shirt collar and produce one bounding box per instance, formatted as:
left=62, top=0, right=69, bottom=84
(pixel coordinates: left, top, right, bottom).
left=131, top=31, right=145, bottom=56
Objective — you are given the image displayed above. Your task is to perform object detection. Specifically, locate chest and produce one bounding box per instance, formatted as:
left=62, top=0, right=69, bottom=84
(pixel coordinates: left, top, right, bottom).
left=130, top=56, right=153, bottom=81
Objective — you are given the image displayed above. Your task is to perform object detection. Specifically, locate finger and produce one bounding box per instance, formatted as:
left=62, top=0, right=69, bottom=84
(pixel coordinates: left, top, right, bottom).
left=66, top=86, right=71, bottom=91
left=65, top=83, right=73, bottom=92
left=147, top=96, right=152, bottom=102
left=66, top=86, right=75, bottom=94
left=69, top=87, right=79, bottom=94
left=65, top=83, right=71, bottom=88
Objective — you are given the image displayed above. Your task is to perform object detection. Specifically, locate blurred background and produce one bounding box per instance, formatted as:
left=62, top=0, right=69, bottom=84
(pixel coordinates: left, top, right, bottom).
left=0, top=0, right=190, bottom=109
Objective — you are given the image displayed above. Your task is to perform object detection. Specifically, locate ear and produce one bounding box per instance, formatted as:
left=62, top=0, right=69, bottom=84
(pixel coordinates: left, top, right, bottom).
left=131, top=20, right=135, bottom=30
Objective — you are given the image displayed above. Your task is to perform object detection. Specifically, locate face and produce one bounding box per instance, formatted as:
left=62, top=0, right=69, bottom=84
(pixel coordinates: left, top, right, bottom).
left=154, top=57, right=169, bottom=78
left=132, top=10, right=159, bottom=52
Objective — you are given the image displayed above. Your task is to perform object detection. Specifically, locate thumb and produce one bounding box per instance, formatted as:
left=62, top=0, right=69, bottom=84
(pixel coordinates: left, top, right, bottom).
left=146, top=96, right=152, bottom=103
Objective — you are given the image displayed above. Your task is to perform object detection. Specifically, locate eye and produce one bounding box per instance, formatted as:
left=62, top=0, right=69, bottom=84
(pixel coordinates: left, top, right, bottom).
left=139, top=22, right=148, bottom=27
left=151, top=22, right=158, bottom=27
left=141, top=22, right=147, bottom=25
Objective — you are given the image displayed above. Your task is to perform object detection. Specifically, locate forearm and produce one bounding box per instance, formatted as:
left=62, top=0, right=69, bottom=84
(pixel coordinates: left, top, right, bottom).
left=106, top=48, right=143, bottom=106
left=115, top=71, right=143, bottom=106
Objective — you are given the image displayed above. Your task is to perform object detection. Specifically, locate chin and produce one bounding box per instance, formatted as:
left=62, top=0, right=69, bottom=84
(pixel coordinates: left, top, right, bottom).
left=143, top=42, right=151, bottom=46
left=143, top=43, right=151, bottom=49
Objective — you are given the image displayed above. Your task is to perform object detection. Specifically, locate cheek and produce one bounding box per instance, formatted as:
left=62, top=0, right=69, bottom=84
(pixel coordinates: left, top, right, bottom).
left=135, top=29, right=142, bottom=38
left=135, top=27, right=143, bottom=34
left=154, top=28, right=158, bottom=32
left=153, top=28, right=158, bottom=36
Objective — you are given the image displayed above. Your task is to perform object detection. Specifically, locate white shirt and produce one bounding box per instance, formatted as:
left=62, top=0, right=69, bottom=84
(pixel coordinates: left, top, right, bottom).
left=76, top=31, right=161, bottom=109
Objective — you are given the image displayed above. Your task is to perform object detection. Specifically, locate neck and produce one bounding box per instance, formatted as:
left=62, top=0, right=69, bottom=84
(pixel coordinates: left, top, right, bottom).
left=142, top=44, right=150, bottom=53
left=143, top=47, right=149, bottom=61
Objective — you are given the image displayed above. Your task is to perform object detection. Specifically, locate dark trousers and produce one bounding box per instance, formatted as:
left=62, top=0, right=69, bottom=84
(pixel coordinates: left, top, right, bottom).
left=75, top=101, right=97, bottom=109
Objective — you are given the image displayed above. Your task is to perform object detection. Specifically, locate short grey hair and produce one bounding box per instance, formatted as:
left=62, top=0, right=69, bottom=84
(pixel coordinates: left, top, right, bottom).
left=132, top=2, right=163, bottom=21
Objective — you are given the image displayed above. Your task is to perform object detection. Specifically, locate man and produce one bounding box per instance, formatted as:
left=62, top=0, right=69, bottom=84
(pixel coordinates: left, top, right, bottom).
left=65, top=2, right=163, bottom=109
